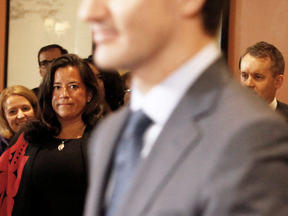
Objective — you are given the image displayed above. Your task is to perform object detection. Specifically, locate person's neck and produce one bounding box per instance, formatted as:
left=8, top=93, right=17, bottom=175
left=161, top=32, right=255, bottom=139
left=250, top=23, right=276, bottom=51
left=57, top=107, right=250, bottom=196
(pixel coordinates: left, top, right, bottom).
left=56, top=119, right=86, bottom=139
left=133, top=33, right=214, bottom=95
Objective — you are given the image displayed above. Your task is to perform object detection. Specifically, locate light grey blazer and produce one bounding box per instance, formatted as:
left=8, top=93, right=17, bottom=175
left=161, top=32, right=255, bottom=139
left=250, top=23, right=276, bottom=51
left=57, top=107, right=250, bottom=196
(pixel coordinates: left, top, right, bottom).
left=84, top=57, right=288, bottom=216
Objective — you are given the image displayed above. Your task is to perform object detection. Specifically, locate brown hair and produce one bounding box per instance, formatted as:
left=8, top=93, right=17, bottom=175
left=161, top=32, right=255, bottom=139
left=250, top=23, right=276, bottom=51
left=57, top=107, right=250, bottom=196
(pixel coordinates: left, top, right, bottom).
left=37, top=44, right=68, bottom=63
left=239, top=41, right=285, bottom=77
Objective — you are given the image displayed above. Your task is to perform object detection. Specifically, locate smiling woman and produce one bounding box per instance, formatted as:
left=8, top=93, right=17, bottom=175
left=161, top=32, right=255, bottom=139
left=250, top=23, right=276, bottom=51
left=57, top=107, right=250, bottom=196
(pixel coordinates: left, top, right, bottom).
left=0, top=85, right=40, bottom=155
left=0, top=54, right=104, bottom=216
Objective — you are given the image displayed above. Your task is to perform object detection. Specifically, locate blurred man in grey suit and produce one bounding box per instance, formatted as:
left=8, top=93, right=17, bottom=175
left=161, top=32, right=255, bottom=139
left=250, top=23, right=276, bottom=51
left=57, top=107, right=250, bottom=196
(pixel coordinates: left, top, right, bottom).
left=79, top=0, right=288, bottom=215
left=240, top=41, right=288, bottom=121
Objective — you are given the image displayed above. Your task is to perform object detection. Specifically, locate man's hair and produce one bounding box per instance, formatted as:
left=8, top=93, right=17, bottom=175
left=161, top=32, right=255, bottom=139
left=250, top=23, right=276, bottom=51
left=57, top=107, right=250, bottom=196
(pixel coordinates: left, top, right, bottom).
left=239, top=41, right=285, bottom=77
left=202, top=0, right=229, bottom=36
left=37, top=44, right=68, bottom=63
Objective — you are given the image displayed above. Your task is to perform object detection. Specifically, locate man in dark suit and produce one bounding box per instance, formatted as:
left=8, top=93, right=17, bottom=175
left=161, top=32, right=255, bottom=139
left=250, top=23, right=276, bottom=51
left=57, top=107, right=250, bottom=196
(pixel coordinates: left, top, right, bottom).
left=79, top=0, right=288, bottom=215
left=239, top=41, right=288, bottom=121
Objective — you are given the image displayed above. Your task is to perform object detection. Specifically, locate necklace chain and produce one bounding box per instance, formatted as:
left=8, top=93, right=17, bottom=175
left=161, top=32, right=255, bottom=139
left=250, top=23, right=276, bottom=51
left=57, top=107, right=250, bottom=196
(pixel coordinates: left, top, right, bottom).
left=58, top=125, right=86, bottom=151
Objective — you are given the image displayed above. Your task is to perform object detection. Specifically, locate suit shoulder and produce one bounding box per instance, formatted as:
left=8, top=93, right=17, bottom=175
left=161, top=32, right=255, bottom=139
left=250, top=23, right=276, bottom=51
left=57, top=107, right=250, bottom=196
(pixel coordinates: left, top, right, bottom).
left=277, top=100, right=288, bottom=109
left=276, top=100, right=288, bottom=121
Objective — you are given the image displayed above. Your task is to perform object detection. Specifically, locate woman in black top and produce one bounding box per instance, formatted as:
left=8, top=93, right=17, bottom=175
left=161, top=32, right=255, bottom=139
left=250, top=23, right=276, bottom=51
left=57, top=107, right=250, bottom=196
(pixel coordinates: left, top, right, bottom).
left=0, top=54, right=103, bottom=216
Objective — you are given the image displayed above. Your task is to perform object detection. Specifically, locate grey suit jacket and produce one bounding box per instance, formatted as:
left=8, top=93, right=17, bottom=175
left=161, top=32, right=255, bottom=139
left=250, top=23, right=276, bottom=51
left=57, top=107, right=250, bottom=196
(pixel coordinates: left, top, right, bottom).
left=84, top=57, right=288, bottom=216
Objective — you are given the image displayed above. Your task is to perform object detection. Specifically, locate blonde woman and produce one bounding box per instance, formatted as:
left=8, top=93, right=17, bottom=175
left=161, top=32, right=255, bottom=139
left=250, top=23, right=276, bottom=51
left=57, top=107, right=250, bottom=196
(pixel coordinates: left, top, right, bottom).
left=0, top=85, right=40, bottom=155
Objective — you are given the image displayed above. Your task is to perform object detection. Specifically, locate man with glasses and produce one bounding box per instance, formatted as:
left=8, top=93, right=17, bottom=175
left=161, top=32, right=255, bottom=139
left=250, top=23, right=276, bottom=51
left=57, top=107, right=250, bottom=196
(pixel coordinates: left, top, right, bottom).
left=33, top=44, right=68, bottom=96
left=38, top=44, right=68, bottom=77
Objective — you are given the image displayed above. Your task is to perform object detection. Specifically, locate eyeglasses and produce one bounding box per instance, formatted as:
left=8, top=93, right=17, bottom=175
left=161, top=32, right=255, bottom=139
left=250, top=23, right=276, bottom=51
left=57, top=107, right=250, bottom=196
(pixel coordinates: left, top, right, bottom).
left=39, top=59, right=56, bottom=69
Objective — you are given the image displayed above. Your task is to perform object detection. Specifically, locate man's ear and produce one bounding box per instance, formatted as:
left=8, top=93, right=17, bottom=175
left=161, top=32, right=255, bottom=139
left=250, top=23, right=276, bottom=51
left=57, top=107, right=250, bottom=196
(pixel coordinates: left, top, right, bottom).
left=275, top=74, right=284, bottom=89
left=180, top=0, right=205, bottom=17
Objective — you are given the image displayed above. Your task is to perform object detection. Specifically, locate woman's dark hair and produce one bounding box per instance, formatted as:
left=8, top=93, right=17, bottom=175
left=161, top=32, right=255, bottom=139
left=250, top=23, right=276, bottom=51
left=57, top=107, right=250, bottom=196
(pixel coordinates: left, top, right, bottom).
left=100, top=69, right=124, bottom=111
left=25, top=54, right=103, bottom=141
left=83, top=57, right=112, bottom=115
left=86, top=54, right=124, bottom=111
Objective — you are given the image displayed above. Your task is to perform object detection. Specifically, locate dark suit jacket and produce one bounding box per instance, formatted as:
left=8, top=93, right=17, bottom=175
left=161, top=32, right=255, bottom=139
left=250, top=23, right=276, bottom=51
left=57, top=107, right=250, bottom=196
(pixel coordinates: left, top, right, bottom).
left=84, top=57, right=288, bottom=216
left=276, top=100, right=288, bottom=122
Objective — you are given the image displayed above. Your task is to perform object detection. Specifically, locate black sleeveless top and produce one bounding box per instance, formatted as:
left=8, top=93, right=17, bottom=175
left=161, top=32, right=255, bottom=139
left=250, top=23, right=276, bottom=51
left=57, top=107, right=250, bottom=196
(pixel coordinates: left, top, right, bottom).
left=30, top=136, right=86, bottom=216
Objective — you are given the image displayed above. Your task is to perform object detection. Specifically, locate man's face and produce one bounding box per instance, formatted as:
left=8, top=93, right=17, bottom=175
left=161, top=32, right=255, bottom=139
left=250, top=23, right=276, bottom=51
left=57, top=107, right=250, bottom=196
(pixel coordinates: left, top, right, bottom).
left=240, top=53, right=282, bottom=103
left=79, top=0, right=179, bottom=71
left=39, top=48, right=62, bottom=77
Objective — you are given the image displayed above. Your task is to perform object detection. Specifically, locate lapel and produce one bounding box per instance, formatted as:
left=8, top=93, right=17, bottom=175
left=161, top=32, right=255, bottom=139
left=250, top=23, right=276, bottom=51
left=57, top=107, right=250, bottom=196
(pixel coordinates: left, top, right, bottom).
left=118, top=57, right=230, bottom=216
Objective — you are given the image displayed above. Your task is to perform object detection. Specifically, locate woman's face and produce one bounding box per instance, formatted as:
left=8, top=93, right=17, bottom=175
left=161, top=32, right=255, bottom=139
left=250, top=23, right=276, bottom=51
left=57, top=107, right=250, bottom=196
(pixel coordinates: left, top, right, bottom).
left=4, top=95, right=35, bottom=133
left=52, top=66, right=92, bottom=123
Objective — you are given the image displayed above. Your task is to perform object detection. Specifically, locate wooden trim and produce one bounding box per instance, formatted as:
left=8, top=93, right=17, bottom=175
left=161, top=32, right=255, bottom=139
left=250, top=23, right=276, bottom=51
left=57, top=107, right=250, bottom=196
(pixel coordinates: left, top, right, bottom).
left=0, top=0, right=7, bottom=91
left=220, top=0, right=230, bottom=61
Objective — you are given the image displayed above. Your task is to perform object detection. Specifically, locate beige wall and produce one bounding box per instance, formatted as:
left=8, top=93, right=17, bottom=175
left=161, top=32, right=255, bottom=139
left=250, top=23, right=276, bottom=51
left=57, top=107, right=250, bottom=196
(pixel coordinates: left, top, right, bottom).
left=0, top=0, right=6, bottom=91
left=228, top=0, right=288, bottom=104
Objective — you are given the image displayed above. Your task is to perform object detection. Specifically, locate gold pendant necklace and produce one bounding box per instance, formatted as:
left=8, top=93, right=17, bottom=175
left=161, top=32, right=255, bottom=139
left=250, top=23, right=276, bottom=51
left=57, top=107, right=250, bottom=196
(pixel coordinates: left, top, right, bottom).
left=58, top=141, right=65, bottom=151
left=58, top=125, right=86, bottom=151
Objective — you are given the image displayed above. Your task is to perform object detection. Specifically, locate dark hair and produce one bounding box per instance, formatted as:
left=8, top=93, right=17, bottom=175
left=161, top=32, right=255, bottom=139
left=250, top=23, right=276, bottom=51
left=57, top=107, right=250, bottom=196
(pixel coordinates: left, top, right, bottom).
left=202, top=0, right=229, bottom=36
left=37, top=44, right=68, bottom=63
left=83, top=56, right=112, bottom=115
left=84, top=55, right=124, bottom=111
left=25, top=54, right=103, bottom=141
left=239, top=41, right=285, bottom=77
left=100, top=69, right=124, bottom=111
left=0, top=85, right=40, bottom=139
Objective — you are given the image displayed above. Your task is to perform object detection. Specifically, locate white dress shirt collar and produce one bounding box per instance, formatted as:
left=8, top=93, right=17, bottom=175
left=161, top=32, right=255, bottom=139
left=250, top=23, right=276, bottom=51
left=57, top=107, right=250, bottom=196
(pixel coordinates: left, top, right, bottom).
left=130, top=42, right=221, bottom=125
left=269, top=97, right=277, bottom=111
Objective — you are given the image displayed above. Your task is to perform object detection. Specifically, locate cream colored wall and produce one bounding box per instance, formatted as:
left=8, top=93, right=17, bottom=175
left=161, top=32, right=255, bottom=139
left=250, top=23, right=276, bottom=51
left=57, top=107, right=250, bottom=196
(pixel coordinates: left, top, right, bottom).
left=228, top=0, right=288, bottom=104
left=7, top=0, right=92, bottom=90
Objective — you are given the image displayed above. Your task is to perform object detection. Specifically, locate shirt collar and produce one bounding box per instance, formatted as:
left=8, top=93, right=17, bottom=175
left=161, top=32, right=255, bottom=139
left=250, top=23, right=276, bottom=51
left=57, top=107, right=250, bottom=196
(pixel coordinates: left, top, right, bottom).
left=269, top=97, right=277, bottom=111
left=130, top=42, right=221, bottom=125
